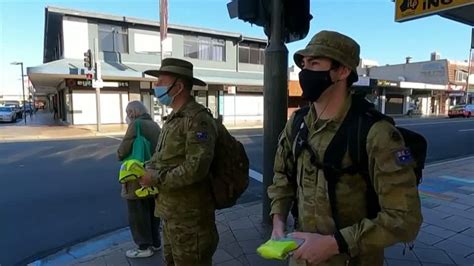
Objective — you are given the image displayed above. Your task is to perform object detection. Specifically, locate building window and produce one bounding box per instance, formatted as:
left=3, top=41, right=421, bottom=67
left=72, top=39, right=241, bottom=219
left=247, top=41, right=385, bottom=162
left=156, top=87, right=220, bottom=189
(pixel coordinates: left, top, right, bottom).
left=456, top=70, right=468, bottom=82
left=239, top=43, right=265, bottom=65
left=98, top=24, right=129, bottom=53
left=184, top=36, right=226, bottom=61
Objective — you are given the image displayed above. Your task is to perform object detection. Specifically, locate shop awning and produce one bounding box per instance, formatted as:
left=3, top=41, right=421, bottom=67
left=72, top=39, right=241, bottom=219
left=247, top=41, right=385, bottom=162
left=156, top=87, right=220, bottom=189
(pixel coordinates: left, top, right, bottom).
left=27, top=59, right=263, bottom=94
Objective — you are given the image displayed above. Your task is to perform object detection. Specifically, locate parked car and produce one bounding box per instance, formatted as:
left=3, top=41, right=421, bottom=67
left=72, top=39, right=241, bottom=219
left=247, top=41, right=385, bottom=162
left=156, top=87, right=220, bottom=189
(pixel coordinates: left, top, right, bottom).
left=448, top=104, right=474, bottom=118
left=2, top=101, right=23, bottom=118
left=0, top=106, right=17, bottom=122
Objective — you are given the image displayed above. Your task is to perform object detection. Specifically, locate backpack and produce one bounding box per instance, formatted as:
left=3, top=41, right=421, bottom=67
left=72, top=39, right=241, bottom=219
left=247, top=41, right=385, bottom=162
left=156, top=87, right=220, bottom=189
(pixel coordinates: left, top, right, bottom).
left=197, top=109, right=250, bottom=209
left=289, top=95, right=427, bottom=229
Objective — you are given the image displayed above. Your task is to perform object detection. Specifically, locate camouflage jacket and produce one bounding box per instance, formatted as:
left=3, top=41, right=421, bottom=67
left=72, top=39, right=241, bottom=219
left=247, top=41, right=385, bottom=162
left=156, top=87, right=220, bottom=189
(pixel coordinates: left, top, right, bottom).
left=146, top=99, right=217, bottom=220
left=268, top=95, right=422, bottom=266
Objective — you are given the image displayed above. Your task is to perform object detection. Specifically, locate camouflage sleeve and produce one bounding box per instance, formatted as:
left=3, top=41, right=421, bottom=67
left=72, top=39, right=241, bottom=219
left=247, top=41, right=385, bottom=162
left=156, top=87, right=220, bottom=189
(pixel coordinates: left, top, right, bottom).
left=267, top=114, right=296, bottom=218
left=339, top=121, right=423, bottom=257
left=117, top=122, right=136, bottom=161
left=159, top=113, right=217, bottom=189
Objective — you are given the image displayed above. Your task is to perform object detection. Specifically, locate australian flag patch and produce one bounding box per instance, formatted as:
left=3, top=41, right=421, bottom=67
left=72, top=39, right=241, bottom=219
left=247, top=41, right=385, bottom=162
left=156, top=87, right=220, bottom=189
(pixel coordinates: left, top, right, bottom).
left=395, top=148, right=414, bottom=166
left=195, top=131, right=208, bottom=141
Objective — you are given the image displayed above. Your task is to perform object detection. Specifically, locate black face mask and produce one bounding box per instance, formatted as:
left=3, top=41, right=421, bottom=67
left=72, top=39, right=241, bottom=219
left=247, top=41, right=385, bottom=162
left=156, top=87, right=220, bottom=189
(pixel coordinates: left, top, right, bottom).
left=299, top=69, right=334, bottom=102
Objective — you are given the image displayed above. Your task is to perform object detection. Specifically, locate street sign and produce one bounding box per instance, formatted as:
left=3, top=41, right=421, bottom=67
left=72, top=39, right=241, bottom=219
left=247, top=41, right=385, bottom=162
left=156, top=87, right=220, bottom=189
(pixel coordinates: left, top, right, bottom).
left=227, top=86, right=236, bottom=94
left=395, top=0, right=474, bottom=22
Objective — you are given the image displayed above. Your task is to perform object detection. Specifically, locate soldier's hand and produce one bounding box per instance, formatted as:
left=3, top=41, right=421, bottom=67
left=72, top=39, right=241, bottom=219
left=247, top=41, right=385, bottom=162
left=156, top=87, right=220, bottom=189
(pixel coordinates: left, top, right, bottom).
left=271, top=214, right=286, bottom=239
left=290, top=232, right=339, bottom=264
left=139, top=171, right=153, bottom=187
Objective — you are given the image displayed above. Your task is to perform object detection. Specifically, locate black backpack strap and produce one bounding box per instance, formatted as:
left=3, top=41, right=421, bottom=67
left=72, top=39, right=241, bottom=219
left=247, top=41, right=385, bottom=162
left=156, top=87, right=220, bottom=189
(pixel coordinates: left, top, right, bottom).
left=287, top=106, right=310, bottom=228
left=347, top=97, right=394, bottom=220
left=347, top=111, right=381, bottom=219
left=323, top=108, right=355, bottom=229
left=290, top=106, right=310, bottom=163
left=323, top=96, right=392, bottom=228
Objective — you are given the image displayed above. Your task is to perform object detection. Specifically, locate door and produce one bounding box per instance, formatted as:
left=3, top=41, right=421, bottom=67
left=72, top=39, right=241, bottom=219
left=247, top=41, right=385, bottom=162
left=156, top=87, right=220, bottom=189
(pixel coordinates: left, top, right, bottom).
left=72, top=92, right=96, bottom=125
left=100, top=93, right=121, bottom=124
left=121, top=93, right=129, bottom=124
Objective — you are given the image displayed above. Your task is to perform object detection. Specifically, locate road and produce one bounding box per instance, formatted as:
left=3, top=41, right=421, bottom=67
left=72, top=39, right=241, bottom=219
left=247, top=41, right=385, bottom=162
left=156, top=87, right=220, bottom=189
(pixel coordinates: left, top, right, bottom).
left=1, top=117, right=474, bottom=265
left=234, top=117, right=474, bottom=172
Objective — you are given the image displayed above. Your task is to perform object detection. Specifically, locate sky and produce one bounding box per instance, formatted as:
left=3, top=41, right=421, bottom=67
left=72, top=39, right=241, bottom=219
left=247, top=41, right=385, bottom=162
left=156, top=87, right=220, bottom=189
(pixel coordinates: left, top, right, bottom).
left=0, top=0, right=472, bottom=96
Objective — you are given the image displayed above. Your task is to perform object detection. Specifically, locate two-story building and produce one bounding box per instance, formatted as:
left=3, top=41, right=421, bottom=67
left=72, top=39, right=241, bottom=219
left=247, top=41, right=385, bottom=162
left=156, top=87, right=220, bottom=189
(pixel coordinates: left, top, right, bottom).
left=27, top=6, right=266, bottom=126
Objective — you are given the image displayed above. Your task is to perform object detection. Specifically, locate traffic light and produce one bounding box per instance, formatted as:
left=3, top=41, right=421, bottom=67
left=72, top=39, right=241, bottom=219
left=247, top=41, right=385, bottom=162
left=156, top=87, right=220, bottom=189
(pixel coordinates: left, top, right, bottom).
left=86, top=73, right=93, bottom=81
left=83, top=49, right=93, bottom=71
left=283, top=0, right=312, bottom=43
left=227, top=0, right=269, bottom=28
left=227, top=0, right=311, bottom=43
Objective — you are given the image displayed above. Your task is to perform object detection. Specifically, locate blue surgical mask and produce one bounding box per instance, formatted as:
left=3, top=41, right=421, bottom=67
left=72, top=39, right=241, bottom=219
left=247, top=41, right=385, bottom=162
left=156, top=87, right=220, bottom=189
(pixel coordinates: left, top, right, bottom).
left=153, top=79, right=178, bottom=106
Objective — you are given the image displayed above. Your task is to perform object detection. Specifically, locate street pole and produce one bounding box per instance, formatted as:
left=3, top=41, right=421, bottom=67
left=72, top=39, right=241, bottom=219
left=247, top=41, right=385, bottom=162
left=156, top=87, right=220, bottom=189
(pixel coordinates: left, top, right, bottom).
left=20, top=62, right=26, bottom=124
left=94, top=38, right=102, bottom=132
left=466, top=48, right=472, bottom=104
left=262, top=0, right=288, bottom=224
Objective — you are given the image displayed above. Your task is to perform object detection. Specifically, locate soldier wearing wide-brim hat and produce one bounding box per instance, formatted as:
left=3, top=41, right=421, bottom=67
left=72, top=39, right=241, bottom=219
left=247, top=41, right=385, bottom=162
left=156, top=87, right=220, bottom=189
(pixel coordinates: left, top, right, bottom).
left=268, top=31, right=422, bottom=265
left=140, top=58, right=219, bottom=266
left=144, top=57, right=207, bottom=87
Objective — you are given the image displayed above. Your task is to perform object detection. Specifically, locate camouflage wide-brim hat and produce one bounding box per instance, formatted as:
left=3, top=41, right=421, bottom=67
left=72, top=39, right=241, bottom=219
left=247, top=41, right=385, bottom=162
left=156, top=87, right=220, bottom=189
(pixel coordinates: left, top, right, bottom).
left=294, top=30, right=360, bottom=80
left=144, top=58, right=206, bottom=87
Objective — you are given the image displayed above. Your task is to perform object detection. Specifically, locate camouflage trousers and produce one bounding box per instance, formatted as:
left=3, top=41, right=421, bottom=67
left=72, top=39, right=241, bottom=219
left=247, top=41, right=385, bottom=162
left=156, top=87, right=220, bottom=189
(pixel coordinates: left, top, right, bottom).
left=162, top=216, right=219, bottom=266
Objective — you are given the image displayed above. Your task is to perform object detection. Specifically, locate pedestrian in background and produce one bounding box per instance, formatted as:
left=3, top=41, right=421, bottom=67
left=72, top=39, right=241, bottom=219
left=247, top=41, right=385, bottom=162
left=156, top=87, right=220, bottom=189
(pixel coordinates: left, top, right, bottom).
left=117, top=100, right=162, bottom=258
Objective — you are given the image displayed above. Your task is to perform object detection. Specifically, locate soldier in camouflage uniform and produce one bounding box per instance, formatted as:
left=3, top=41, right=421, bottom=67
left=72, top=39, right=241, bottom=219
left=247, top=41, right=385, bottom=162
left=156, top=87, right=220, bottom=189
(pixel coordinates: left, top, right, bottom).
left=267, top=31, right=422, bottom=265
left=139, top=58, right=219, bottom=266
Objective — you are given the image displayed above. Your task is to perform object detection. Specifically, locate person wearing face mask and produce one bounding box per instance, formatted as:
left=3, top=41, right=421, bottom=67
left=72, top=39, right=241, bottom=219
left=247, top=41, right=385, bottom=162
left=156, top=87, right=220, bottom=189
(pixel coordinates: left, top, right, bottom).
left=117, top=100, right=162, bottom=258
left=267, top=30, right=422, bottom=265
left=140, top=58, right=218, bottom=266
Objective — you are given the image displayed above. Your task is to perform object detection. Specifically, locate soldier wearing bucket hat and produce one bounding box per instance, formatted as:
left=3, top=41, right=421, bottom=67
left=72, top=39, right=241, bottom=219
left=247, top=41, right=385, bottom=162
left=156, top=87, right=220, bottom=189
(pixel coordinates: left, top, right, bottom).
left=140, top=58, right=219, bottom=266
left=267, top=31, right=422, bottom=265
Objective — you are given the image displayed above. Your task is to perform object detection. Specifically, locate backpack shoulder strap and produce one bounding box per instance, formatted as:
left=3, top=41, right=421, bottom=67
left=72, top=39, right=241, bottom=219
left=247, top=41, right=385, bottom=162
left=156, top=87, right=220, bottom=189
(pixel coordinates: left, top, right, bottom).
left=290, top=106, right=311, bottom=162
left=290, top=106, right=310, bottom=143
left=286, top=106, right=310, bottom=185
left=347, top=96, right=394, bottom=219
left=183, top=106, right=214, bottom=131
left=323, top=96, right=393, bottom=227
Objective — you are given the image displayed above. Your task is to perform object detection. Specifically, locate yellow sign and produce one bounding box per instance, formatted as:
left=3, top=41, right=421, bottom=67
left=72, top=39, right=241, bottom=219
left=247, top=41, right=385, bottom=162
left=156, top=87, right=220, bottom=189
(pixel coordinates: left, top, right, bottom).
left=395, top=0, right=474, bottom=22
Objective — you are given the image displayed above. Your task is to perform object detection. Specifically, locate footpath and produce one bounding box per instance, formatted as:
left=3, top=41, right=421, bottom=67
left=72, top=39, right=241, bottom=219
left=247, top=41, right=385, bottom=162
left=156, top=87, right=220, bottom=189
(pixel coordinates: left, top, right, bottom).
left=30, top=157, right=474, bottom=266
left=0, top=110, right=261, bottom=141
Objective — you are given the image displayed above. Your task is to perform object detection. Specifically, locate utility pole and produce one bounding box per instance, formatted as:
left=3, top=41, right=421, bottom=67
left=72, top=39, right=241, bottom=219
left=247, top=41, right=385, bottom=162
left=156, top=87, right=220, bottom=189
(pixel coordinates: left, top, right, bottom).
left=20, top=64, right=26, bottom=124
left=466, top=29, right=474, bottom=104
left=466, top=48, right=473, bottom=104
left=227, top=0, right=311, bottom=224
left=262, top=0, right=288, bottom=224
left=93, top=38, right=102, bottom=132
left=11, top=61, right=26, bottom=124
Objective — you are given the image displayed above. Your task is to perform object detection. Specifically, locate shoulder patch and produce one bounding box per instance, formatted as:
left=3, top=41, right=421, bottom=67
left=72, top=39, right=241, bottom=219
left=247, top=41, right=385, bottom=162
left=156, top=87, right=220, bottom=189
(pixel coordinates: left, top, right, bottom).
left=395, top=148, right=414, bottom=166
left=195, top=131, right=208, bottom=141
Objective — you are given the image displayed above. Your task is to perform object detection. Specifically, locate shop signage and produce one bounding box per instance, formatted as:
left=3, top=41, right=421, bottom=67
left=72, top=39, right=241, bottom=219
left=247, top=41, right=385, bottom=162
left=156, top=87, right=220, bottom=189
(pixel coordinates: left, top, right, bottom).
left=376, top=80, right=398, bottom=87
left=395, top=0, right=474, bottom=22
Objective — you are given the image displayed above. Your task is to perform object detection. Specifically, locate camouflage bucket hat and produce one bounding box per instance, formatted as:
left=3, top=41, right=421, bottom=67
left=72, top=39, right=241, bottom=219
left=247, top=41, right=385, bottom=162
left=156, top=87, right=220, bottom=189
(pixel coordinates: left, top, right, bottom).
left=294, top=30, right=360, bottom=81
